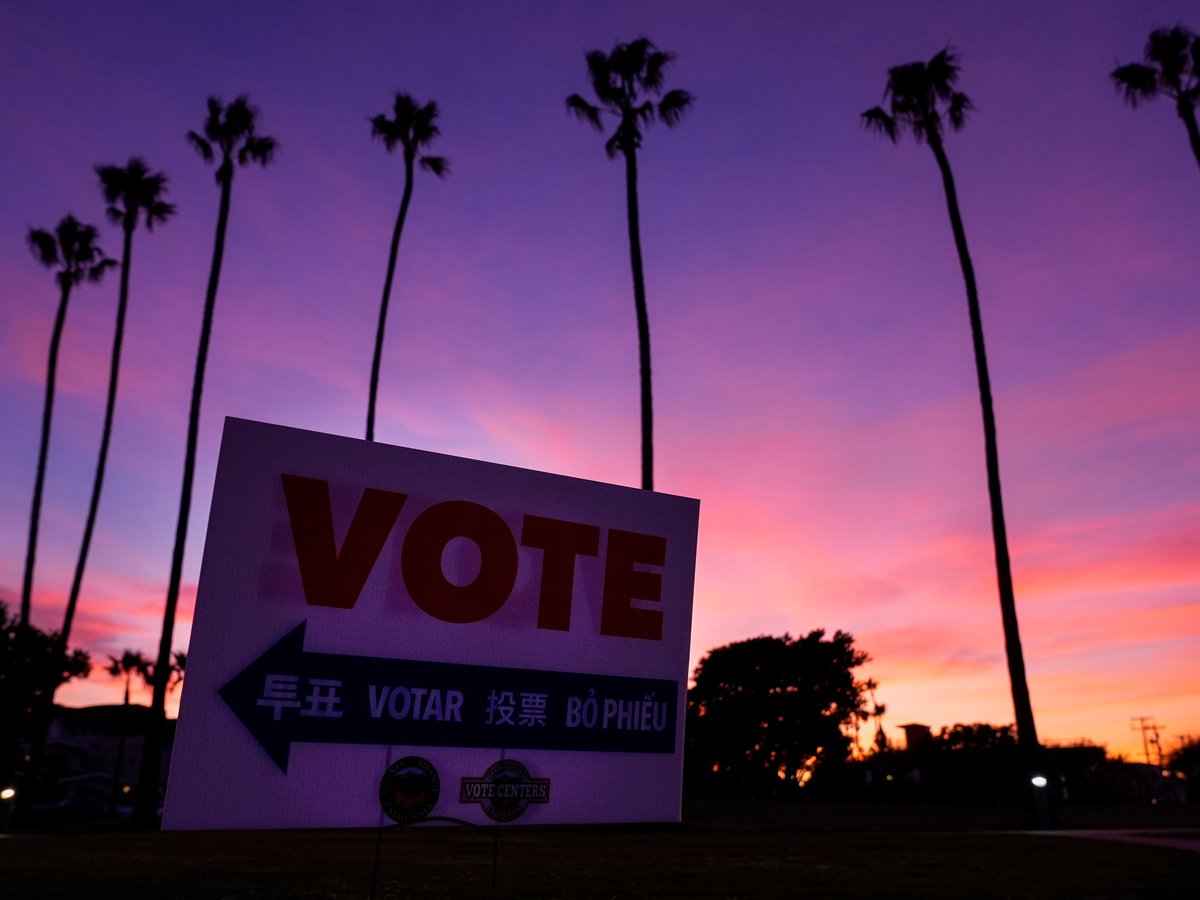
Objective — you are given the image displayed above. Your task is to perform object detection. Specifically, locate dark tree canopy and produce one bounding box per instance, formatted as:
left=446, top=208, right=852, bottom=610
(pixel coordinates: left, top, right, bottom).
left=26, top=216, right=115, bottom=290
left=0, top=602, right=90, bottom=784
left=1111, top=25, right=1199, bottom=110
left=1111, top=25, right=1200, bottom=173
left=861, top=47, right=971, bottom=146
left=937, top=722, right=1016, bottom=752
left=1169, top=736, right=1200, bottom=802
left=187, top=95, right=279, bottom=185
left=96, top=157, right=176, bottom=234
left=566, top=36, right=693, bottom=158
left=686, top=630, right=870, bottom=792
left=369, top=93, right=448, bottom=175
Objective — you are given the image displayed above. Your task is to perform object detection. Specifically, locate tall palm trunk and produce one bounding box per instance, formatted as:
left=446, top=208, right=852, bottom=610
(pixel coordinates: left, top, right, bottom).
left=60, top=225, right=134, bottom=648
left=366, top=151, right=415, bottom=442
left=1179, top=100, right=1200, bottom=173
left=623, top=146, right=654, bottom=492
left=928, top=136, right=1049, bottom=826
left=136, top=168, right=232, bottom=825
left=20, top=279, right=74, bottom=626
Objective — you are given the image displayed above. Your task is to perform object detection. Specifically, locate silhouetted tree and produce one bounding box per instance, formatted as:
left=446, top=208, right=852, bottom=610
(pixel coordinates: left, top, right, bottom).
left=1, top=602, right=90, bottom=806
left=138, top=96, right=276, bottom=825
left=863, top=49, right=1049, bottom=828
left=938, top=721, right=1017, bottom=752
left=1112, top=25, right=1200, bottom=173
left=686, top=631, right=869, bottom=794
left=19, top=217, right=115, bottom=627
left=865, top=721, right=1023, bottom=806
left=105, top=649, right=151, bottom=814
left=143, top=650, right=186, bottom=696
left=62, top=161, right=175, bottom=657
left=107, top=649, right=152, bottom=707
left=1167, top=736, right=1200, bottom=802
left=567, top=38, right=691, bottom=491
left=365, top=93, right=448, bottom=442
left=866, top=678, right=888, bottom=753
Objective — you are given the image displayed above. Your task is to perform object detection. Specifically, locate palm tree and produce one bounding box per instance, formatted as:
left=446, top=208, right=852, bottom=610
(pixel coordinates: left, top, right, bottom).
left=567, top=38, right=691, bottom=492
left=63, top=161, right=174, bottom=654
left=165, top=650, right=187, bottom=693
left=862, top=49, right=1050, bottom=828
left=366, top=93, right=448, bottom=442
left=19, top=217, right=115, bottom=627
left=137, top=96, right=276, bottom=825
left=105, top=649, right=151, bottom=814
left=1112, top=25, right=1200, bottom=173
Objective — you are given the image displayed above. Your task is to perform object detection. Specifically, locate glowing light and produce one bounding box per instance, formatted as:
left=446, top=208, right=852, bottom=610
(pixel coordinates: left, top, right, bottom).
left=1031, top=775, right=1048, bottom=788
left=0, top=787, right=15, bottom=800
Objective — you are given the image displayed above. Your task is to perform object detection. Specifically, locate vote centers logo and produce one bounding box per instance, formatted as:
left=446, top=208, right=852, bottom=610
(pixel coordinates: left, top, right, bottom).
left=460, top=759, right=551, bottom=822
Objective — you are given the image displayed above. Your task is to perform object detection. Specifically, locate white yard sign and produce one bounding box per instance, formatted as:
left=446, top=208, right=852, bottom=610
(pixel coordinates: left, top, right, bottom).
left=164, top=418, right=699, bottom=829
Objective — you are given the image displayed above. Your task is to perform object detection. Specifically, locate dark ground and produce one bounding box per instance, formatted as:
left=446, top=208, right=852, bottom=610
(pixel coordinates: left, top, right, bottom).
left=2, top=800, right=1198, bottom=899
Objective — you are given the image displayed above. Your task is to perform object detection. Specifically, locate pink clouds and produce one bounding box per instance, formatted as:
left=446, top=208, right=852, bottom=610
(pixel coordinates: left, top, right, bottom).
left=1014, top=330, right=1200, bottom=445
left=1016, top=506, right=1199, bottom=598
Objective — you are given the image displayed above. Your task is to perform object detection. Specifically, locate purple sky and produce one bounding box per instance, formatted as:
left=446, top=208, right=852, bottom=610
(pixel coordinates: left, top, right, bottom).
left=2, top=1, right=1198, bottom=759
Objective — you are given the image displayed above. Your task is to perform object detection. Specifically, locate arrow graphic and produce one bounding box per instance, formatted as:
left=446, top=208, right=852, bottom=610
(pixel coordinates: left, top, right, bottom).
left=219, top=621, right=678, bottom=772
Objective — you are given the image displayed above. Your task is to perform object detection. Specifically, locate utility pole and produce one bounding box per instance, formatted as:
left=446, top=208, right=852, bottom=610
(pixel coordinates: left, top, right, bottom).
left=1131, top=717, right=1164, bottom=765
left=1131, top=717, right=1168, bottom=803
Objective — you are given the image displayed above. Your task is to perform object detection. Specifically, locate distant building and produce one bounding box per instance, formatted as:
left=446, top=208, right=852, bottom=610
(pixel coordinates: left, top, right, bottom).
left=28, top=705, right=175, bottom=813
left=899, top=723, right=932, bottom=750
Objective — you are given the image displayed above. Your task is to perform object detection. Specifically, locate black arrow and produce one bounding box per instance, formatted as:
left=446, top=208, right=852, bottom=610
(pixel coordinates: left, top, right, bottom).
left=219, top=621, right=678, bottom=773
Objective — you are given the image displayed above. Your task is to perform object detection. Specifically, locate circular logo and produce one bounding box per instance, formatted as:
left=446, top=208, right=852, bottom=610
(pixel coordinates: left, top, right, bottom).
left=379, top=756, right=440, bottom=824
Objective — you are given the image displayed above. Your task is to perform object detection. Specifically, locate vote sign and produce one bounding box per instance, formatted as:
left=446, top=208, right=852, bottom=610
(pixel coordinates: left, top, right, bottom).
left=163, top=418, right=699, bottom=829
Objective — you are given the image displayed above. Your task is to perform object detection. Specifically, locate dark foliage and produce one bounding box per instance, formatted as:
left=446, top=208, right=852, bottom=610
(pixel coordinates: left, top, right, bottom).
left=0, top=602, right=90, bottom=786
left=685, top=631, right=870, bottom=796
left=857, top=725, right=1131, bottom=808
left=1169, top=736, right=1200, bottom=802
left=1111, top=25, right=1200, bottom=172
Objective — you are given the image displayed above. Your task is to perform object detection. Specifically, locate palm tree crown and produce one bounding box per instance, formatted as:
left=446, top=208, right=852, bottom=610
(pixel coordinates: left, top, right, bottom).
left=96, top=157, right=176, bottom=235
left=566, top=37, right=692, bottom=157
left=107, top=649, right=152, bottom=695
left=370, top=93, right=449, bottom=175
left=187, top=95, right=279, bottom=184
left=27, top=216, right=115, bottom=290
left=1112, top=25, right=1200, bottom=172
left=862, top=48, right=972, bottom=145
left=1112, top=26, right=1199, bottom=108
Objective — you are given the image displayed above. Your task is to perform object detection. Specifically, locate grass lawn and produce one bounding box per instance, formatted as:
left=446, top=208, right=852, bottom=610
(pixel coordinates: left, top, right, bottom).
left=2, top=800, right=1198, bottom=898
